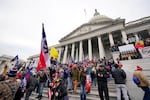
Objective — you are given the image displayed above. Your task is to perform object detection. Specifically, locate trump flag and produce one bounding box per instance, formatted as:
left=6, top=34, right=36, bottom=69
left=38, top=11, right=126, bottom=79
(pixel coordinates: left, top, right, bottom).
left=37, top=24, right=50, bottom=71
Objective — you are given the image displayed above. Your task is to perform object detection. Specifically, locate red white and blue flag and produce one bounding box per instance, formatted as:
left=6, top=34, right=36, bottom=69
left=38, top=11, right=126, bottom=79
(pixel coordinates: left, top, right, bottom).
left=37, top=24, right=50, bottom=72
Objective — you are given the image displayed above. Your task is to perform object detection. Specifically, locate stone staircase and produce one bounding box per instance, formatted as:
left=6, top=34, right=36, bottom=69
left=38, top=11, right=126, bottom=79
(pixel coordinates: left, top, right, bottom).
left=25, top=79, right=117, bottom=100
left=22, top=58, right=150, bottom=100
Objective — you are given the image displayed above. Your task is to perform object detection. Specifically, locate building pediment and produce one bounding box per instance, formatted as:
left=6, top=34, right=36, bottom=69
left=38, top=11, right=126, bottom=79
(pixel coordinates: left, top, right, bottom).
left=59, top=22, right=113, bottom=42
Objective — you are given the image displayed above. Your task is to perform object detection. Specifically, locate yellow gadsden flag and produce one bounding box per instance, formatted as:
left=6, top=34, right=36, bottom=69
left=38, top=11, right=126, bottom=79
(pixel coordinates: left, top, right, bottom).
left=50, top=47, right=59, bottom=59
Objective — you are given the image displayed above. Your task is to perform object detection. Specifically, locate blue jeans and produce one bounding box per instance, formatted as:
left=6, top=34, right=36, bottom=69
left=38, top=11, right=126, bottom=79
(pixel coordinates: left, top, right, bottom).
left=141, top=87, right=150, bottom=100
left=93, top=78, right=97, bottom=86
left=63, top=78, right=67, bottom=88
left=67, top=77, right=73, bottom=90
left=38, top=83, right=44, bottom=96
left=80, top=82, right=86, bottom=100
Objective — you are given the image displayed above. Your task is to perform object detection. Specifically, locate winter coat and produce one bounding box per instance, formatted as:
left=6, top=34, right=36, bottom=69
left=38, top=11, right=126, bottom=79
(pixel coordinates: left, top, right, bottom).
left=96, top=68, right=109, bottom=82
left=38, top=71, right=47, bottom=83
left=80, top=70, right=87, bottom=84
left=0, top=79, right=20, bottom=100
left=51, top=82, right=67, bottom=100
left=27, top=75, right=38, bottom=90
left=133, top=70, right=150, bottom=87
left=72, top=68, right=79, bottom=81
left=112, top=68, right=126, bottom=84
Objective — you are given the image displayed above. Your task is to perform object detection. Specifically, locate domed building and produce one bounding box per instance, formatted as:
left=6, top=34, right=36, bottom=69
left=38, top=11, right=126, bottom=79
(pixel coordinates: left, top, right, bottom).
left=28, top=10, right=150, bottom=64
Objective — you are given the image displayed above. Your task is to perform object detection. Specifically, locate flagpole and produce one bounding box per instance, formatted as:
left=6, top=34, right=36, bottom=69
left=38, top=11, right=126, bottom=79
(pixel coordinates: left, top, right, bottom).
left=84, top=8, right=87, bottom=22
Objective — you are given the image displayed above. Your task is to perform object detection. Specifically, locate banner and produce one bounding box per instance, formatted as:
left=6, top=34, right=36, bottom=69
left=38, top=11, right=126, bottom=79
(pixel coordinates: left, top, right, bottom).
left=118, top=44, right=136, bottom=54
left=138, top=46, right=150, bottom=58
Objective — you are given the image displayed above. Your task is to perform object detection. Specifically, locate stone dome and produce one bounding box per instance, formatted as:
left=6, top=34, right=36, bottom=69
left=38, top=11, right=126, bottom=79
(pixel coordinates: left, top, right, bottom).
left=89, top=15, right=113, bottom=24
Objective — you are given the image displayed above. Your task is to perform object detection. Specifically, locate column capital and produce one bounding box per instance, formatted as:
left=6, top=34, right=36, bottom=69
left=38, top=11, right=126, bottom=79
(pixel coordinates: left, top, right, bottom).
left=87, top=38, right=92, bottom=40
left=97, top=35, right=101, bottom=38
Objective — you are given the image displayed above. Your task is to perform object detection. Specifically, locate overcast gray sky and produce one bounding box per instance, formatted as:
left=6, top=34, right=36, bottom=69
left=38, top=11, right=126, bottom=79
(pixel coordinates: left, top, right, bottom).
left=0, top=0, right=150, bottom=60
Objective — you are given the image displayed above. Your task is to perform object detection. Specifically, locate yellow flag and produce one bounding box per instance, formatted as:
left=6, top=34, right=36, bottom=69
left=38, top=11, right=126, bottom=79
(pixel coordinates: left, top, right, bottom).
left=50, top=47, right=59, bottom=59
left=139, top=40, right=144, bottom=45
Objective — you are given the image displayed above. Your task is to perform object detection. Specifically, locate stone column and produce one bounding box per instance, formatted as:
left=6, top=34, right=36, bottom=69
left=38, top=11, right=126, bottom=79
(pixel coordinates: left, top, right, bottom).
left=98, top=36, right=105, bottom=59
left=109, top=33, right=114, bottom=46
left=135, top=33, right=139, bottom=42
left=88, top=38, right=92, bottom=60
left=63, top=45, right=68, bottom=64
left=121, top=30, right=128, bottom=44
left=148, top=29, right=150, bottom=35
left=79, top=41, right=83, bottom=62
left=58, top=48, right=61, bottom=62
left=71, top=43, right=75, bottom=60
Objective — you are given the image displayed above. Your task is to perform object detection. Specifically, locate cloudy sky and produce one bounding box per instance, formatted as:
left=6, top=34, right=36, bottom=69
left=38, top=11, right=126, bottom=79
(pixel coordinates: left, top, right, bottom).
left=0, top=0, right=150, bottom=60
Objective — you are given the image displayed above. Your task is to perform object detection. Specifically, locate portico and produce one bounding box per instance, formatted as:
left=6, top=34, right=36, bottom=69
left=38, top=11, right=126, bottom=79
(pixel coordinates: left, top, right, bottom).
left=57, top=29, right=128, bottom=64
left=54, top=13, right=130, bottom=63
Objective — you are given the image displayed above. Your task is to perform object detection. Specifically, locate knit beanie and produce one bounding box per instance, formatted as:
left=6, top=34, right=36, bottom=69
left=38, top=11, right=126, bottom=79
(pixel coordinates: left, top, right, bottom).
left=136, top=66, right=143, bottom=71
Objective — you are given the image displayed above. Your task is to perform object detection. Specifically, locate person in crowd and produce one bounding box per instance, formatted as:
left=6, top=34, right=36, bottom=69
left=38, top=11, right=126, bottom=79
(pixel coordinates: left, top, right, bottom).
left=0, top=68, right=20, bottom=100
left=51, top=78, right=68, bottom=100
left=67, top=65, right=73, bottom=91
left=91, top=65, right=97, bottom=86
left=1, top=63, right=8, bottom=75
left=133, top=66, right=150, bottom=100
left=36, top=69, right=48, bottom=99
left=86, top=63, right=92, bottom=83
left=62, top=64, right=68, bottom=88
left=49, top=64, right=56, bottom=81
left=72, top=63, right=80, bottom=93
left=14, top=72, right=26, bottom=100
left=25, top=73, right=38, bottom=100
left=79, top=66, right=87, bottom=100
left=0, top=64, right=9, bottom=81
left=96, top=64, right=110, bottom=100
left=112, top=64, right=129, bottom=100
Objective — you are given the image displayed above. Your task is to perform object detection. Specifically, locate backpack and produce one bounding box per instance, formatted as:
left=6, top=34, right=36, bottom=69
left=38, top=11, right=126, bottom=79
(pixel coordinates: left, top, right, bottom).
left=133, top=76, right=140, bottom=85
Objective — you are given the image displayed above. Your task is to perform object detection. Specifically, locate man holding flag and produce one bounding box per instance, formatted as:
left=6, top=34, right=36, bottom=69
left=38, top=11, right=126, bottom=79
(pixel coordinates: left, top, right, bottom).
left=36, top=24, right=50, bottom=99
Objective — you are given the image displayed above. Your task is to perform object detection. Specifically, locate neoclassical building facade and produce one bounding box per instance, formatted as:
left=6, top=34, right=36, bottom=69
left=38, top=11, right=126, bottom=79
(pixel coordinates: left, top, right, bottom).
left=28, top=12, right=150, bottom=65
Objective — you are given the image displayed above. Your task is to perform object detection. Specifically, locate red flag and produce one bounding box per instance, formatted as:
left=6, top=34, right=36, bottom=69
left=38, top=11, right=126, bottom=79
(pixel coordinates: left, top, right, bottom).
left=37, top=24, right=50, bottom=71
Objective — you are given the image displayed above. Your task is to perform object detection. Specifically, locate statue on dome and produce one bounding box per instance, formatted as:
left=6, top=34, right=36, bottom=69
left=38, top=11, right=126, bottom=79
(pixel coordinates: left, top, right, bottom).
left=94, top=9, right=100, bottom=16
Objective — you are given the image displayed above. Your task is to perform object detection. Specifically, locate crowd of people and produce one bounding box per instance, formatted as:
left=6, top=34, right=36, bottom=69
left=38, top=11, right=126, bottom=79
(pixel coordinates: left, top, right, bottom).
left=0, top=56, right=150, bottom=100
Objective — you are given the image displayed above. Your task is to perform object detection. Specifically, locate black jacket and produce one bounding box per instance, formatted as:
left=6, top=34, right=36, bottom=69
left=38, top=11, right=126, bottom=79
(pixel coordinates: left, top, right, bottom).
left=38, top=71, right=47, bottom=83
left=96, top=69, right=109, bottom=82
left=80, top=71, right=87, bottom=84
left=51, top=82, right=67, bottom=100
left=112, top=68, right=126, bottom=84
